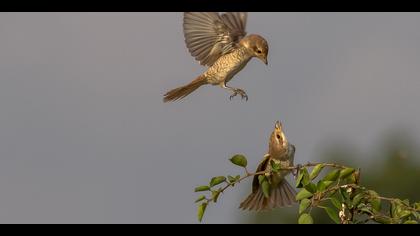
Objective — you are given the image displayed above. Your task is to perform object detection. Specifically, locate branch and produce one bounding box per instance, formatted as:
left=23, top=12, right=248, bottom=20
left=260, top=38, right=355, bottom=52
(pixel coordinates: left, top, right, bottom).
left=194, top=156, right=420, bottom=224
left=208, top=162, right=352, bottom=202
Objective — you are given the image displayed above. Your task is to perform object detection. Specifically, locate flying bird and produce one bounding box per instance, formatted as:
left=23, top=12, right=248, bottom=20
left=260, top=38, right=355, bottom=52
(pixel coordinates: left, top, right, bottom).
left=163, top=12, right=269, bottom=102
left=239, top=121, right=297, bottom=211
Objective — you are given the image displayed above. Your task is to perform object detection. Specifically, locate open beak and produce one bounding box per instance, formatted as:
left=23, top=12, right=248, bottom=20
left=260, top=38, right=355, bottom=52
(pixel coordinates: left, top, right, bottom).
left=275, top=121, right=282, bottom=130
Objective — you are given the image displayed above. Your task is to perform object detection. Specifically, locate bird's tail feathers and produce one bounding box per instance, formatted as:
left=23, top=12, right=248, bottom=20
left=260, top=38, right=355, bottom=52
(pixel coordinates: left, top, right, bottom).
left=239, top=179, right=297, bottom=211
left=163, top=75, right=207, bottom=102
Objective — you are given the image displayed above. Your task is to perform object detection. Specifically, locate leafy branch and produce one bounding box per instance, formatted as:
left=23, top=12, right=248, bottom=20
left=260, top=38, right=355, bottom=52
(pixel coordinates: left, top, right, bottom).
left=194, top=154, right=420, bottom=224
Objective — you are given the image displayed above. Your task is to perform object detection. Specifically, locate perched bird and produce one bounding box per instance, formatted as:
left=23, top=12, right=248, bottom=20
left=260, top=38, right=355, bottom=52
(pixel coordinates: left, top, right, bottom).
left=163, top=12, right=269, bottom=102
left=239, top=121, right=297, bottom=211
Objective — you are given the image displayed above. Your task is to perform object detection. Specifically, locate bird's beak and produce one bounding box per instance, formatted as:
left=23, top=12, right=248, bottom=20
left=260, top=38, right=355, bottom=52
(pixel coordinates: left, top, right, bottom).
left=261, top=56, right=268, bottom=65
left=275, top=121, right=282, bottom=130
left=256, top=53, right=268, bottom=65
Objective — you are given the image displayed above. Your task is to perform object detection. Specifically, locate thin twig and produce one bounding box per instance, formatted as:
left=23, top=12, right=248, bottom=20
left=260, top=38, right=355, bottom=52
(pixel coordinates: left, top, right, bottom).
left=376, top=196, right=419, bottom=212
left=206, top=162, right=352, bottom=203
left=198, top=161, right=419, bottom=224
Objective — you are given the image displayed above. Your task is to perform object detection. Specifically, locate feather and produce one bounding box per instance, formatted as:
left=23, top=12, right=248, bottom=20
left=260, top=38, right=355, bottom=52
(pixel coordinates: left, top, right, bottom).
left=183, top=12, right=248, bottom=67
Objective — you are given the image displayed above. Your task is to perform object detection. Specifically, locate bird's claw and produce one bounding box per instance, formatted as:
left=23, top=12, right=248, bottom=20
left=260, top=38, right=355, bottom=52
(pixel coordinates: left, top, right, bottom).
left=229, top=92, right=236, bottom=100
left=229, top=89, right=248, bottom=101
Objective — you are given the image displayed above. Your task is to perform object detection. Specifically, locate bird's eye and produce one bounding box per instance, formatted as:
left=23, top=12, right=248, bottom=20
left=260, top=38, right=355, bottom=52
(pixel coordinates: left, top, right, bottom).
left=276, top=134, right=281, bottom=139
left=257, top=50, right=262, bottom=54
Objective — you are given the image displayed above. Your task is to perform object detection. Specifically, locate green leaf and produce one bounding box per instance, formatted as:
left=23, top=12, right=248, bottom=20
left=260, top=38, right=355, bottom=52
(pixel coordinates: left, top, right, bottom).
left=194, top=186, right=210, bottom=192
left=261, top=181, right=271, bottom=198
left=339, top=188, right=350, bottom=203
left=392, top=201, right=412, bottom=219
left=212, top=189, right=221, bottom=203
left=296, top=168, right=310, bottom=188
left=359, top=206, right=373, bottom=215
left=322, top=169, right=340, bottom=182
left=330, top=196, right=342, bottom=209
left=367, top=190, right=379, bottom=197
left=371, top=198, right=381, bottom=212
left=195, top=195, right=206, bottom=203
left=299, top=199, right=311, bottom=214
left=258, top=175, right=267, bottom=184
left=414, top=211, right=420, bottom=220
left=229, top=154, right=247, bottom=168
left=296, top=169, right=304, bottom=188
left=324, top=207, right=340, bottom=224
left=352, top=193, right=365, bottom=207
left=414, top=202, right=420, bottom=210
left=373, top=215, right=392, bottom=224
left=197, top=202, right=207, bottom=222
left=317, top=180, right=334, bottom=191
left=227, top=175, right=236, bottom=184
left=367, top=190, right=381, bottom=212
left=339, top=168, right=355, bottom=179
left=270, top=160, right=280, bottom=173
left=209, top=176, right=226, bottom=187
left=390, top=201, right=397, bottom=218
left=298, top=213, right=314, bottom=224
left=296, top=188, right=313, bottom=201
left=300, top=168, right=310, bottom=186
left=309, top=164, right=324, bottom=180
left=304, top=182, right=317, bottom=194
left=352, top=169, right=360, bottom=184
left=347, top=171, right=358, bottom=184
left=404, top=220, right=418, bottom=224
left=400, top=210, right=412, bottom=218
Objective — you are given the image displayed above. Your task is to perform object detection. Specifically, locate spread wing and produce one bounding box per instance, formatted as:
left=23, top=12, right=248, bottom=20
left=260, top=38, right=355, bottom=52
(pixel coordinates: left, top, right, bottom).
left=183, top=12, right=247, bottom=67
left=252, top=154, right=270, bottom=193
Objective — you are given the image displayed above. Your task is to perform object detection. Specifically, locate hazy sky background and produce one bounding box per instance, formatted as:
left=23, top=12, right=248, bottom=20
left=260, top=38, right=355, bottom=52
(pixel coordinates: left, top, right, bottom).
left=0, top=12, right=419, bottom=223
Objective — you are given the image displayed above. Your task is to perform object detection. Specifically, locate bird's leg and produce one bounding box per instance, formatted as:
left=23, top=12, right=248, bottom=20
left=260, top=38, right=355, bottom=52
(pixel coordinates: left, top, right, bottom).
left=220, top=83, right=248, bottom=101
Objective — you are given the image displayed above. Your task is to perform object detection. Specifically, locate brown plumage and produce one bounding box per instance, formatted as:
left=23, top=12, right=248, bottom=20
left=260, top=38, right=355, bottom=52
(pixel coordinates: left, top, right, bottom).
left=163, top=12, right=269, bottom=102
left=239, top=121, right=297, bottom=211
left=163, top=75, right=207, bottom=102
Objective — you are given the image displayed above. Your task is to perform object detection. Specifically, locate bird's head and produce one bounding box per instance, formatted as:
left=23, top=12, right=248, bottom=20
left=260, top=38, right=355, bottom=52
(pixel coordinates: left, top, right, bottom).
left=240, top=34, right=269, bottom=65
left=269, top=121, right=289, bottom=159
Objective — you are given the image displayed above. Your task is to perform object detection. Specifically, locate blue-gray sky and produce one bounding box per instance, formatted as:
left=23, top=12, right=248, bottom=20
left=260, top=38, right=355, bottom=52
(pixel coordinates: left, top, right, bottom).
left=0, top=12, right=419, bottom=223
